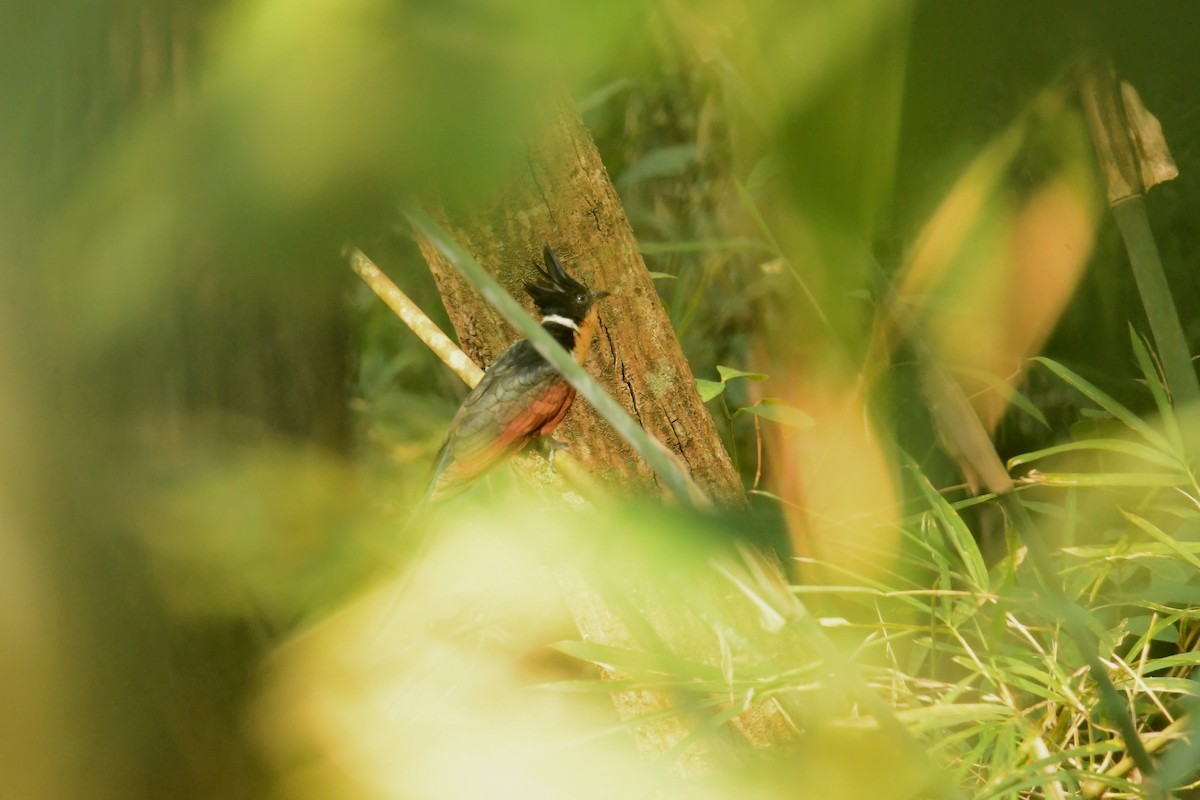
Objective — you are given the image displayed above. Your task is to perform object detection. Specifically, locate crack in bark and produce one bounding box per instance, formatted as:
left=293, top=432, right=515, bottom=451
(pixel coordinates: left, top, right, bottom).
left=669, top=418, right=693, bottom=465
left=620, top=361, right=641, bottom=424
left=601, top=321, right=618, bottom=365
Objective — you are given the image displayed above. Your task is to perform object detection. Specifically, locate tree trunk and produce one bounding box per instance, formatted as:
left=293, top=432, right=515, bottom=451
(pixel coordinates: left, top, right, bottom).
left=416, top=94, right=745, bottom=508
left=413, top=93, right=795, bottom=771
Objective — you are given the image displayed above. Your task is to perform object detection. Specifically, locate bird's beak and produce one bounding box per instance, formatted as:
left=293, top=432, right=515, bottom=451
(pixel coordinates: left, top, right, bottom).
left=591, top=289, right=611, bottom=301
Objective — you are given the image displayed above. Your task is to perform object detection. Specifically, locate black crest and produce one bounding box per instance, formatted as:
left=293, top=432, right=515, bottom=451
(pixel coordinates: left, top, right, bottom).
left=523, top=247, right=597, bottom=320
left=525, top=247, right=585, bottom=297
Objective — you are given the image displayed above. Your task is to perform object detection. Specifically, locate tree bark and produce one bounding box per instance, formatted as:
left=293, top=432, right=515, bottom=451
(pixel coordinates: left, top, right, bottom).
left=416, top=94, right=745, bottom=508
left=414, top=93, right=788, bottom=770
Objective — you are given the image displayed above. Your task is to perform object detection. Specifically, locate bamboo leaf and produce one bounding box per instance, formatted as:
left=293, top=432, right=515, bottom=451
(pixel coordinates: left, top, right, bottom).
left=1122, top=510, right=1200, bottom=571
left=1111, top=197, right=1200, bottom=406
left=618, top=144, right=698, bottom=187
left=1034, top=356, right=1172, bottom=452
left=1129, top=325, right=1186, bottom=455
left=908, top=457, right=990, bottom=591
left=1023, top=471, right=1188, bottom=487
left=952, top=365, right=1049, bottom=429
left=1007, top=438, right=1184, bottom=471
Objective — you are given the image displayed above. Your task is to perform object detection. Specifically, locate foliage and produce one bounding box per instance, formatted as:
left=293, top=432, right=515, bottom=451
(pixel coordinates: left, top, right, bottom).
left=262, top=353, right=1200, bottom=798
left=8, top=1, right=1200, bottom=799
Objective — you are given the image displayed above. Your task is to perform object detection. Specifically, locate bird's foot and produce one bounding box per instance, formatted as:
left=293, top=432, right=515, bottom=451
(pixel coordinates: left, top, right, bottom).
left=538, top=437, right=571, bottom=470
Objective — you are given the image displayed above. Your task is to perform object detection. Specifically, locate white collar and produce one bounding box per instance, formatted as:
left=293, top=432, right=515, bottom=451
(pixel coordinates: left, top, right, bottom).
left=541, top=314, right=579, bottom=332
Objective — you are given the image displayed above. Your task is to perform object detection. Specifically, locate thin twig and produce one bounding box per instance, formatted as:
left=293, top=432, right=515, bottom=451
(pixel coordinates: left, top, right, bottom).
left=752, top=413, right=763, bottom=491
left=346, top=246, right=483, bottom=387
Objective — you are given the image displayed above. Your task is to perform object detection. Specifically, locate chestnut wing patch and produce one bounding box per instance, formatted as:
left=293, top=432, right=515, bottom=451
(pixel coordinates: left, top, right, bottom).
left=435, top=341, right=575, bottom=491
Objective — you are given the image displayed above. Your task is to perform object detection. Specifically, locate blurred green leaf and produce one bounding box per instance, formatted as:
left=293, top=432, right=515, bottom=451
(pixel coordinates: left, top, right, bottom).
left=1034, top=357, right=1173, bottom=453
left=638, top=237, right=772, bottom=255
left=716, top=365, right=768, bottom=383
left=734, top=400, right=815, bottom=429
left=1007, top=439, right=1185, bottom=471
left=618, top=144, right=699, bottom=187
left=909, top=457, right=989, bottom=591
left=951, top=365, right=1049, bottom=429
left=1028, top=472, right=1189, bottom=487
left=576, top=78, right=633, bottom=113
left=1129, top=326, right=1186, bottom=454
left=551, top=640, right=724, bottom=680
left=1122, top=511, right=1200, bottom=572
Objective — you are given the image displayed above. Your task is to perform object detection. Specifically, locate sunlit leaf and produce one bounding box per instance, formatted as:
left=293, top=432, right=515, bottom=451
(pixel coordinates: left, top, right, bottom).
left=696, top=378, right=725, bottom=401
left=1006, top=438, right=1184, bottom=471
left=618, top=144, right=699, bottom=187
left=908, top=456, right=989, bottom=591
left=716, top=365, right=768, bottom=383
left=734, top=399, right=815, bottom=428
left=1023, top=471, right=1189, bottom=487
left=1122, top=511, right=1200, bottom=571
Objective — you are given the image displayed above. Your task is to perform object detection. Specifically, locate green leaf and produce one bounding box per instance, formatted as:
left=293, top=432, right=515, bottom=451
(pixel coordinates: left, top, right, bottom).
left=716, top=365, right=768, bottom=383
left=575, top=77, right=632, bottom=113
left=618, top=144, right=698, bottom=187
left=951, top=365, right=1049, bottom=429
left=1025, top=472, right=1189, bottom=487
left=907, top=455, right=989, bottom=591
left=1034, top=357, right=1172, bottom=452
left=1122, top=510, right=1200, bottom=571
left=734, top=180, right=782, bottom=254
left=745, top=152, right=782, bottom=191
left=1130, top=325, right=1185, bottom=454
left=1123, top=614, right=1181, bottom=648
left=734, top=180, right=827, bottom=325
left=892, top=703, right=1013, bottom=731
left=747, top=488, right=801, bottom=510
left=696, top=379, right=725, bottom=402
left=1138, top=652, right=1200, bottom=672
left=1006, top=438, right=1184, bottom=472
left=734, top=399, right=814, bottom=428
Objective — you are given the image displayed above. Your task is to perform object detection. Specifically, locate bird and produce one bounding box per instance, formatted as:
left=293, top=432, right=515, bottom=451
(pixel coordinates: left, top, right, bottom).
left=422, top=246, right=610, bottom=504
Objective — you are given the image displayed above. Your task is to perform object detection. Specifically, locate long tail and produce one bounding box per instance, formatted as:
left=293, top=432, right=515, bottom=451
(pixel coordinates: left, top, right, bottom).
left=401, top=439, right=453, bottom=537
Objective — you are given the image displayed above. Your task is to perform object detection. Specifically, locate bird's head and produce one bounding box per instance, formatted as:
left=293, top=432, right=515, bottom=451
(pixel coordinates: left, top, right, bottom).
left=524, top=246, right=610, bottom=325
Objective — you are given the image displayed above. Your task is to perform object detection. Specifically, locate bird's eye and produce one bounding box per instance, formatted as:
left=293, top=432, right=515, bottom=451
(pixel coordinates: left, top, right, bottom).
left=577, top=293, right=587, bottom=303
